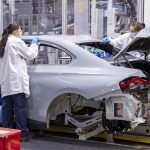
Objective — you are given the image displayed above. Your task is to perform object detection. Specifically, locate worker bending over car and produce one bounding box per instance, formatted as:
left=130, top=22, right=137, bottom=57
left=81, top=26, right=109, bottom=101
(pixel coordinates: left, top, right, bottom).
left=103, top=22, right=145, bottom=50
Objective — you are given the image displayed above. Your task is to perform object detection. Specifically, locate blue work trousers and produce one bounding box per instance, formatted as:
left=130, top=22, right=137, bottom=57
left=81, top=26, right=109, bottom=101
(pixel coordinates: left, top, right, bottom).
left=2, top=93, right=29, bottom=135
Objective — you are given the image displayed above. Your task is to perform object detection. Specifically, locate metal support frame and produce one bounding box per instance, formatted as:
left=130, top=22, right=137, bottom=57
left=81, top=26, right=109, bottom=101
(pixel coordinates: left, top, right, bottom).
left=66, top=114, right=104, bottom=140
left=131, top=125, right=150, bottom=135
left=0, top=0, right=3, bottom=35
left=144, top=0, right=150, bottom=27
left=74, top=0, right=89, bottom=35
left=107, top=0, right=116, bottom=37
left=8, top=0, right=15, bottom=23
left=91, top=0, right=97, bottom=38
left=62, top=0, right=67, bottom=35
left=79, top=126, right=104, bottom=140
left=107, top=133, right=114, bottom=143
left=137, top=0, right=144, bottom=22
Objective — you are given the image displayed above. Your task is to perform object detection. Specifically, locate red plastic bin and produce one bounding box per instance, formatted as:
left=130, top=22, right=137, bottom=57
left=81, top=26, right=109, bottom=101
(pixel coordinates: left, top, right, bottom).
left=0, top=127, right=21, bottom=150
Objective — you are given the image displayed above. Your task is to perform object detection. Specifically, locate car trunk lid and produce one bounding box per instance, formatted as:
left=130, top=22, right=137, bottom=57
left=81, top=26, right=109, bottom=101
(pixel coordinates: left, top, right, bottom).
left=113, top=27, right=150, bottom=60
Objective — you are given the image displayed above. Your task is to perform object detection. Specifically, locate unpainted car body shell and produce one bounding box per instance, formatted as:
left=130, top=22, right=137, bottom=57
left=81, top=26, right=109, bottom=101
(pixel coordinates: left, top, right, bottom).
left=22, top=35, right=146, bottom=123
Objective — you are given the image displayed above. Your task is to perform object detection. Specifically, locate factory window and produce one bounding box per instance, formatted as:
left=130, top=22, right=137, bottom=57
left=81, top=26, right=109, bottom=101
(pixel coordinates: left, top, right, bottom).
left=33, top=44, right=72, bottom=65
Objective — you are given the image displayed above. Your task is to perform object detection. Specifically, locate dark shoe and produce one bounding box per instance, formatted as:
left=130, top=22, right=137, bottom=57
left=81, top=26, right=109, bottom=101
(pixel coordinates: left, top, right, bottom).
left=20, top=132, right=34, bottom=142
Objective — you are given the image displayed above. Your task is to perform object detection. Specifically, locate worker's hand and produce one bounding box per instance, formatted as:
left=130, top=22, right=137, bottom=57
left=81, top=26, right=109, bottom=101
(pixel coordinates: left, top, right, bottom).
left=31, top=37, right=39, bottom=45
left=102, top=37, right=110, bottom=44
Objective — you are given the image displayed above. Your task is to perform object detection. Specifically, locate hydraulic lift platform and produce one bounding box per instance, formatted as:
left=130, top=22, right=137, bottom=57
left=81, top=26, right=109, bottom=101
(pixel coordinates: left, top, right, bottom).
left=47, top=125, right=150, bottom=144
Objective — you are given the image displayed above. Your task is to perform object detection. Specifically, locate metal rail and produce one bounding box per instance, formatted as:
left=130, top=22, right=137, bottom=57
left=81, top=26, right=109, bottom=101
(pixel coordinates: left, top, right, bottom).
left=46, top=125, right=150, bottom=144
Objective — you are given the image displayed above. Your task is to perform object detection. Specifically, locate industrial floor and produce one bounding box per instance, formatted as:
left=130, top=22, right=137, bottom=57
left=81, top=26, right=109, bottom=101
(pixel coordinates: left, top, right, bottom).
left=21, top=135, right=147, bottom=150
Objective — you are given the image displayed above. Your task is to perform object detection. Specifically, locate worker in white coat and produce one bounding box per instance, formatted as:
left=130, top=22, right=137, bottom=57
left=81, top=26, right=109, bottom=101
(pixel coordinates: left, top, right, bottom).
left=103, top=22, right=145, bottom=50
left=0, top=23, right=39, bottom=141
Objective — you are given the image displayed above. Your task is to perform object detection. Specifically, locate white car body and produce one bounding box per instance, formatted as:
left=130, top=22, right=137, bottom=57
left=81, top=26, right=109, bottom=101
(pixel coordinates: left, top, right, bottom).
left=22, top=35, right=149, bottom=139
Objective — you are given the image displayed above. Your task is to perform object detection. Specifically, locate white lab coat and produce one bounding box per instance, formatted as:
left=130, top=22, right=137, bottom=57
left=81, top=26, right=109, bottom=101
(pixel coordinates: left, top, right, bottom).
left=0, top=35, right=38, bottom=98
left=110, top=33, right=133, bottom=50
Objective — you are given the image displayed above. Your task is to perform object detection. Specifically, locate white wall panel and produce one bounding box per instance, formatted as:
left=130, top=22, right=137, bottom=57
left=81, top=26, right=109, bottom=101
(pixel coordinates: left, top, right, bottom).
left=74, top=0, right=89, bottom=35
left=144, top=0, right=150, bottom=27
left=0, top=0, right=3, bottom=35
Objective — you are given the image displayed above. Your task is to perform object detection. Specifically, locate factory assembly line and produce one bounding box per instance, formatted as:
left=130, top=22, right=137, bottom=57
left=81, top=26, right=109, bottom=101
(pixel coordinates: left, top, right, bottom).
left=1, top=1, right=150, bottom=149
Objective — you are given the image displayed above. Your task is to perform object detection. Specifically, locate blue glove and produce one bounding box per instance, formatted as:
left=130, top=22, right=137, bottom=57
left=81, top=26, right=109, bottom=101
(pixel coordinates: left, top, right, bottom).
left=106, top=53, right=112, bottom=58
left=31, top=37, right=39, bottom=45
left=96, top=53, right=102, bottom=58
left=102, top=37, right=110, bottom=43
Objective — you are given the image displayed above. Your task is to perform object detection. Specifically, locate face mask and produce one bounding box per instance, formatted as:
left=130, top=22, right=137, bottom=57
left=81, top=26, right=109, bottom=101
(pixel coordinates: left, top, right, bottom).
left=129, top=32, right=136, bottom=39
left=17, top=30, right=22, bottom=39
left=18, top=30, right=22, bottom=36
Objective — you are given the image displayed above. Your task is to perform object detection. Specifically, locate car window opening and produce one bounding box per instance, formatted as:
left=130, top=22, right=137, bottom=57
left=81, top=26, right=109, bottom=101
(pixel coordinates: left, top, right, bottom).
left=78, top=42, right=115, bottom=60
left=33, top=44, right=72, bottom=65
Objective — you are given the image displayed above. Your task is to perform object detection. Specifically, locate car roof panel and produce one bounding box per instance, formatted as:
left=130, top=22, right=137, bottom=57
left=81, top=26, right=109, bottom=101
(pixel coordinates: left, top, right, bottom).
left=21, top=35, right=100, bottom=44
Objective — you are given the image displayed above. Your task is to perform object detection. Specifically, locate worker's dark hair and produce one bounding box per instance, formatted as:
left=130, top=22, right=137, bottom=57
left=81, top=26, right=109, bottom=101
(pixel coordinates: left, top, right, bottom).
left=129, top=22, right=144, bottom=32
left=0, top=23, right=21, bottom=58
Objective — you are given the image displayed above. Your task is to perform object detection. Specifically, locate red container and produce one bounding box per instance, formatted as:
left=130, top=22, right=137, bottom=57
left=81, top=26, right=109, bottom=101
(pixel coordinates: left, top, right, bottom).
left=0, top=127, right=21, bottom=150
